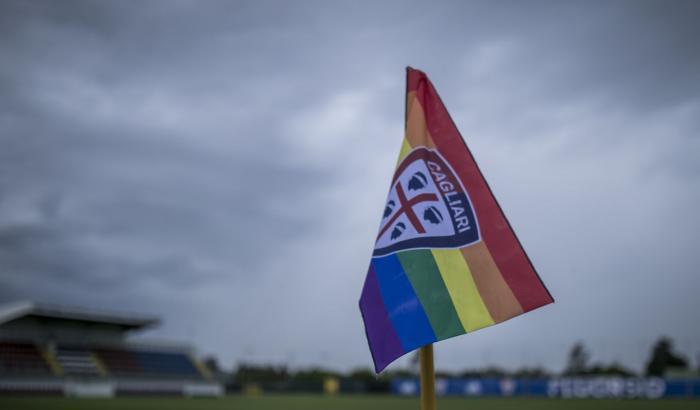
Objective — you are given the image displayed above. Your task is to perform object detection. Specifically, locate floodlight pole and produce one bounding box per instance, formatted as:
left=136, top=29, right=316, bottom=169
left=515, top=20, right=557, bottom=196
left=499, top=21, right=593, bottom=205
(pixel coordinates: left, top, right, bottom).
left=419, top=344, right=436, bottom=410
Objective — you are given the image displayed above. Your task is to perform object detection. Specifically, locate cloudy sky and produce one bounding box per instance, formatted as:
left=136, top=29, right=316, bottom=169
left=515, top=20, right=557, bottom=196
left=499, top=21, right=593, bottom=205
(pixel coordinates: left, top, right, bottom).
left=1, top=0, right=699, bottom=374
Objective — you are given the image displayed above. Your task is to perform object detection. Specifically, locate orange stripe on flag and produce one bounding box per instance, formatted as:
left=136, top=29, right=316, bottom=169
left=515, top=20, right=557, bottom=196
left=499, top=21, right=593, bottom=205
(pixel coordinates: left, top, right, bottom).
left=431, top=248, right=494, bottom=331
left=461, top=242, right=524, bottom=322
left=405, top=91, right=436, bottom=149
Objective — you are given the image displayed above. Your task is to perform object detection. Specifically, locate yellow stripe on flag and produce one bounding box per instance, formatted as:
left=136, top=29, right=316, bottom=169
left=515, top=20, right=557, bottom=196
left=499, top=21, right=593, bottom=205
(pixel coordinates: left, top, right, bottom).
left=396, top=138, right=412, bottom=166
left=431, top=248, right=494, bottom=331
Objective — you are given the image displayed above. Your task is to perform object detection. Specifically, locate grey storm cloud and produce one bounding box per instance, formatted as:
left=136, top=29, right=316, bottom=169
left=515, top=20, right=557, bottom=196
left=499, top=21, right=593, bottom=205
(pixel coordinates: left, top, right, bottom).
left=1, top=0, right=699, bottom=372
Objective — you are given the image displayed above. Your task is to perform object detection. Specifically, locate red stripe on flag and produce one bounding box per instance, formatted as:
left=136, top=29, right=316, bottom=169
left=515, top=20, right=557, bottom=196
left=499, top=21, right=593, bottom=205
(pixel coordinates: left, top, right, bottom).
left=406, top=67, right=553, bottom=311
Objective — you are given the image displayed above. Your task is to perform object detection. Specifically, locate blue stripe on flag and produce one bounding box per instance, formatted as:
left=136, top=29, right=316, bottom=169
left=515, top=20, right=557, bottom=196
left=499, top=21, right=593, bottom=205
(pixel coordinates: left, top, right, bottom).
left=372, top=254, right=437, bottom=352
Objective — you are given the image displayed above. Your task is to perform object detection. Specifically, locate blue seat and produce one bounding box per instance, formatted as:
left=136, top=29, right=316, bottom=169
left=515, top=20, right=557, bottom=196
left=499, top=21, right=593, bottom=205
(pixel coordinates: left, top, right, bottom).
left=132, top=351, right=199, bottom=376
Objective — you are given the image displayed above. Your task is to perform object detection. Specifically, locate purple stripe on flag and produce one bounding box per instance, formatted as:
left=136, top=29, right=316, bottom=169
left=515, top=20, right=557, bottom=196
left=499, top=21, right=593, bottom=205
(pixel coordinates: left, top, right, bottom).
left=359, top=265, right=405, bottom=372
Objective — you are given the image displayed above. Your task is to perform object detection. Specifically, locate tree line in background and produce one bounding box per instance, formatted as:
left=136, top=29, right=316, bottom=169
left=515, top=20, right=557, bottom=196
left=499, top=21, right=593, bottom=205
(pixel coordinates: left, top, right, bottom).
left=563, top=337, right=692, bottom=377
left=203, top=337, right=698, bottom=393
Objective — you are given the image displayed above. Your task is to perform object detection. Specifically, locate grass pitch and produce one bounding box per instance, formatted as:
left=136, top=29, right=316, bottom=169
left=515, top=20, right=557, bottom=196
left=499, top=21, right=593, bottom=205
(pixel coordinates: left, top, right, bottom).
left=0, top=395, right=696, bottom=410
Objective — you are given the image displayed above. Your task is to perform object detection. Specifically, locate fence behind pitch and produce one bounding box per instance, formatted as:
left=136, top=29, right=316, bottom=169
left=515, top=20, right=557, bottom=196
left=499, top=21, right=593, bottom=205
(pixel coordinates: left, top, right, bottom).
left=393, top=377, right=700, bottom=399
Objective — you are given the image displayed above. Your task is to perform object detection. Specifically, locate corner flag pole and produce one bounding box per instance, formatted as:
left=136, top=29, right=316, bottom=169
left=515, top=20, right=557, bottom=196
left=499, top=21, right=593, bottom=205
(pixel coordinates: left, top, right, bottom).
left=419, top=344, right=436, bottom=410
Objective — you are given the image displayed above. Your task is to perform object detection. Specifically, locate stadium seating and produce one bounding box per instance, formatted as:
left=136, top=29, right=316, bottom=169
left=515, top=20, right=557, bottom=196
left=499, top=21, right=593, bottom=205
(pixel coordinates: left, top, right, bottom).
left=0, top=342, right=202, bottom=379
left=94, top=348, right=201, bottom=378
left=54, top=347, right=101, bottom=376
left=93, top=348, right=142, bottom=375
left=132, top=351, right=199, bottom=377
left=0, top=342, right=51, bottom=375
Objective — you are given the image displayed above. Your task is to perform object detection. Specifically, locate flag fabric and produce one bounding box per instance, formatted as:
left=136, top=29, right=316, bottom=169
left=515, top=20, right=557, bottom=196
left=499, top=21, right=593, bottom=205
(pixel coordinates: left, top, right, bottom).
left=359, top=67, right=554, bottom=373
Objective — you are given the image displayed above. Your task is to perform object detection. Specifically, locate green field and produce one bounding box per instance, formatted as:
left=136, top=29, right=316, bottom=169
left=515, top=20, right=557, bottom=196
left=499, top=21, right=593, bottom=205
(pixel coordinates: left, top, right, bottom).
left=0, top=395, right=696, bottom=410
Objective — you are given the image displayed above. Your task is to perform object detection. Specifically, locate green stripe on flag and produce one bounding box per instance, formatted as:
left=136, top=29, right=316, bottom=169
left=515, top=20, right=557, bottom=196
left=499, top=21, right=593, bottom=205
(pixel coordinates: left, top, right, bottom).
left=397, top=250, right=465, bottom=340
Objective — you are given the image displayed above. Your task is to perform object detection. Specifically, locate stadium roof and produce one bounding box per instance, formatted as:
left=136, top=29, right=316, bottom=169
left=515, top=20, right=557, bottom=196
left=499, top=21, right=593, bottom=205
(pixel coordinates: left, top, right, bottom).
left=0, top=300, right=160, bottom=330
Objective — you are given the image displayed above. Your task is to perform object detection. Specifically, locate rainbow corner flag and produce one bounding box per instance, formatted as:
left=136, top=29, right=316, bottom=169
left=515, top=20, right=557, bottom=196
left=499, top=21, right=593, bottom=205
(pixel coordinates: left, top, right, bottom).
left=359, top=67, right=554, bottom=373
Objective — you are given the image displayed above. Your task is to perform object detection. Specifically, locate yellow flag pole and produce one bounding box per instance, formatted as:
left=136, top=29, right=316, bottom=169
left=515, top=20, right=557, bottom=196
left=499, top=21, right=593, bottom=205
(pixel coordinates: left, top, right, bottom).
left=419, top=344, right=437, bottom=410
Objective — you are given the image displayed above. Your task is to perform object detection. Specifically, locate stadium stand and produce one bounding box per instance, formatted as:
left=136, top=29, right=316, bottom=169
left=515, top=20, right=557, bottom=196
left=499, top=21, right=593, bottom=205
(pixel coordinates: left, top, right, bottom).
left=93, top=347, right=142, bottom=375
left=0, top=301, right=222, bottom=397
left=0, top=342, right=51, bottom=375
left=54, top=347, right=102, bottom=376
left=94, top=347, right=202, bottom=378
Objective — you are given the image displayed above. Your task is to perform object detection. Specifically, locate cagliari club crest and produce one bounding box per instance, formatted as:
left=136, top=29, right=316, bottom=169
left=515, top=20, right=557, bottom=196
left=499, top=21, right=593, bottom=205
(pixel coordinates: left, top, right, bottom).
left=373, top=147, right=480, bottom=257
